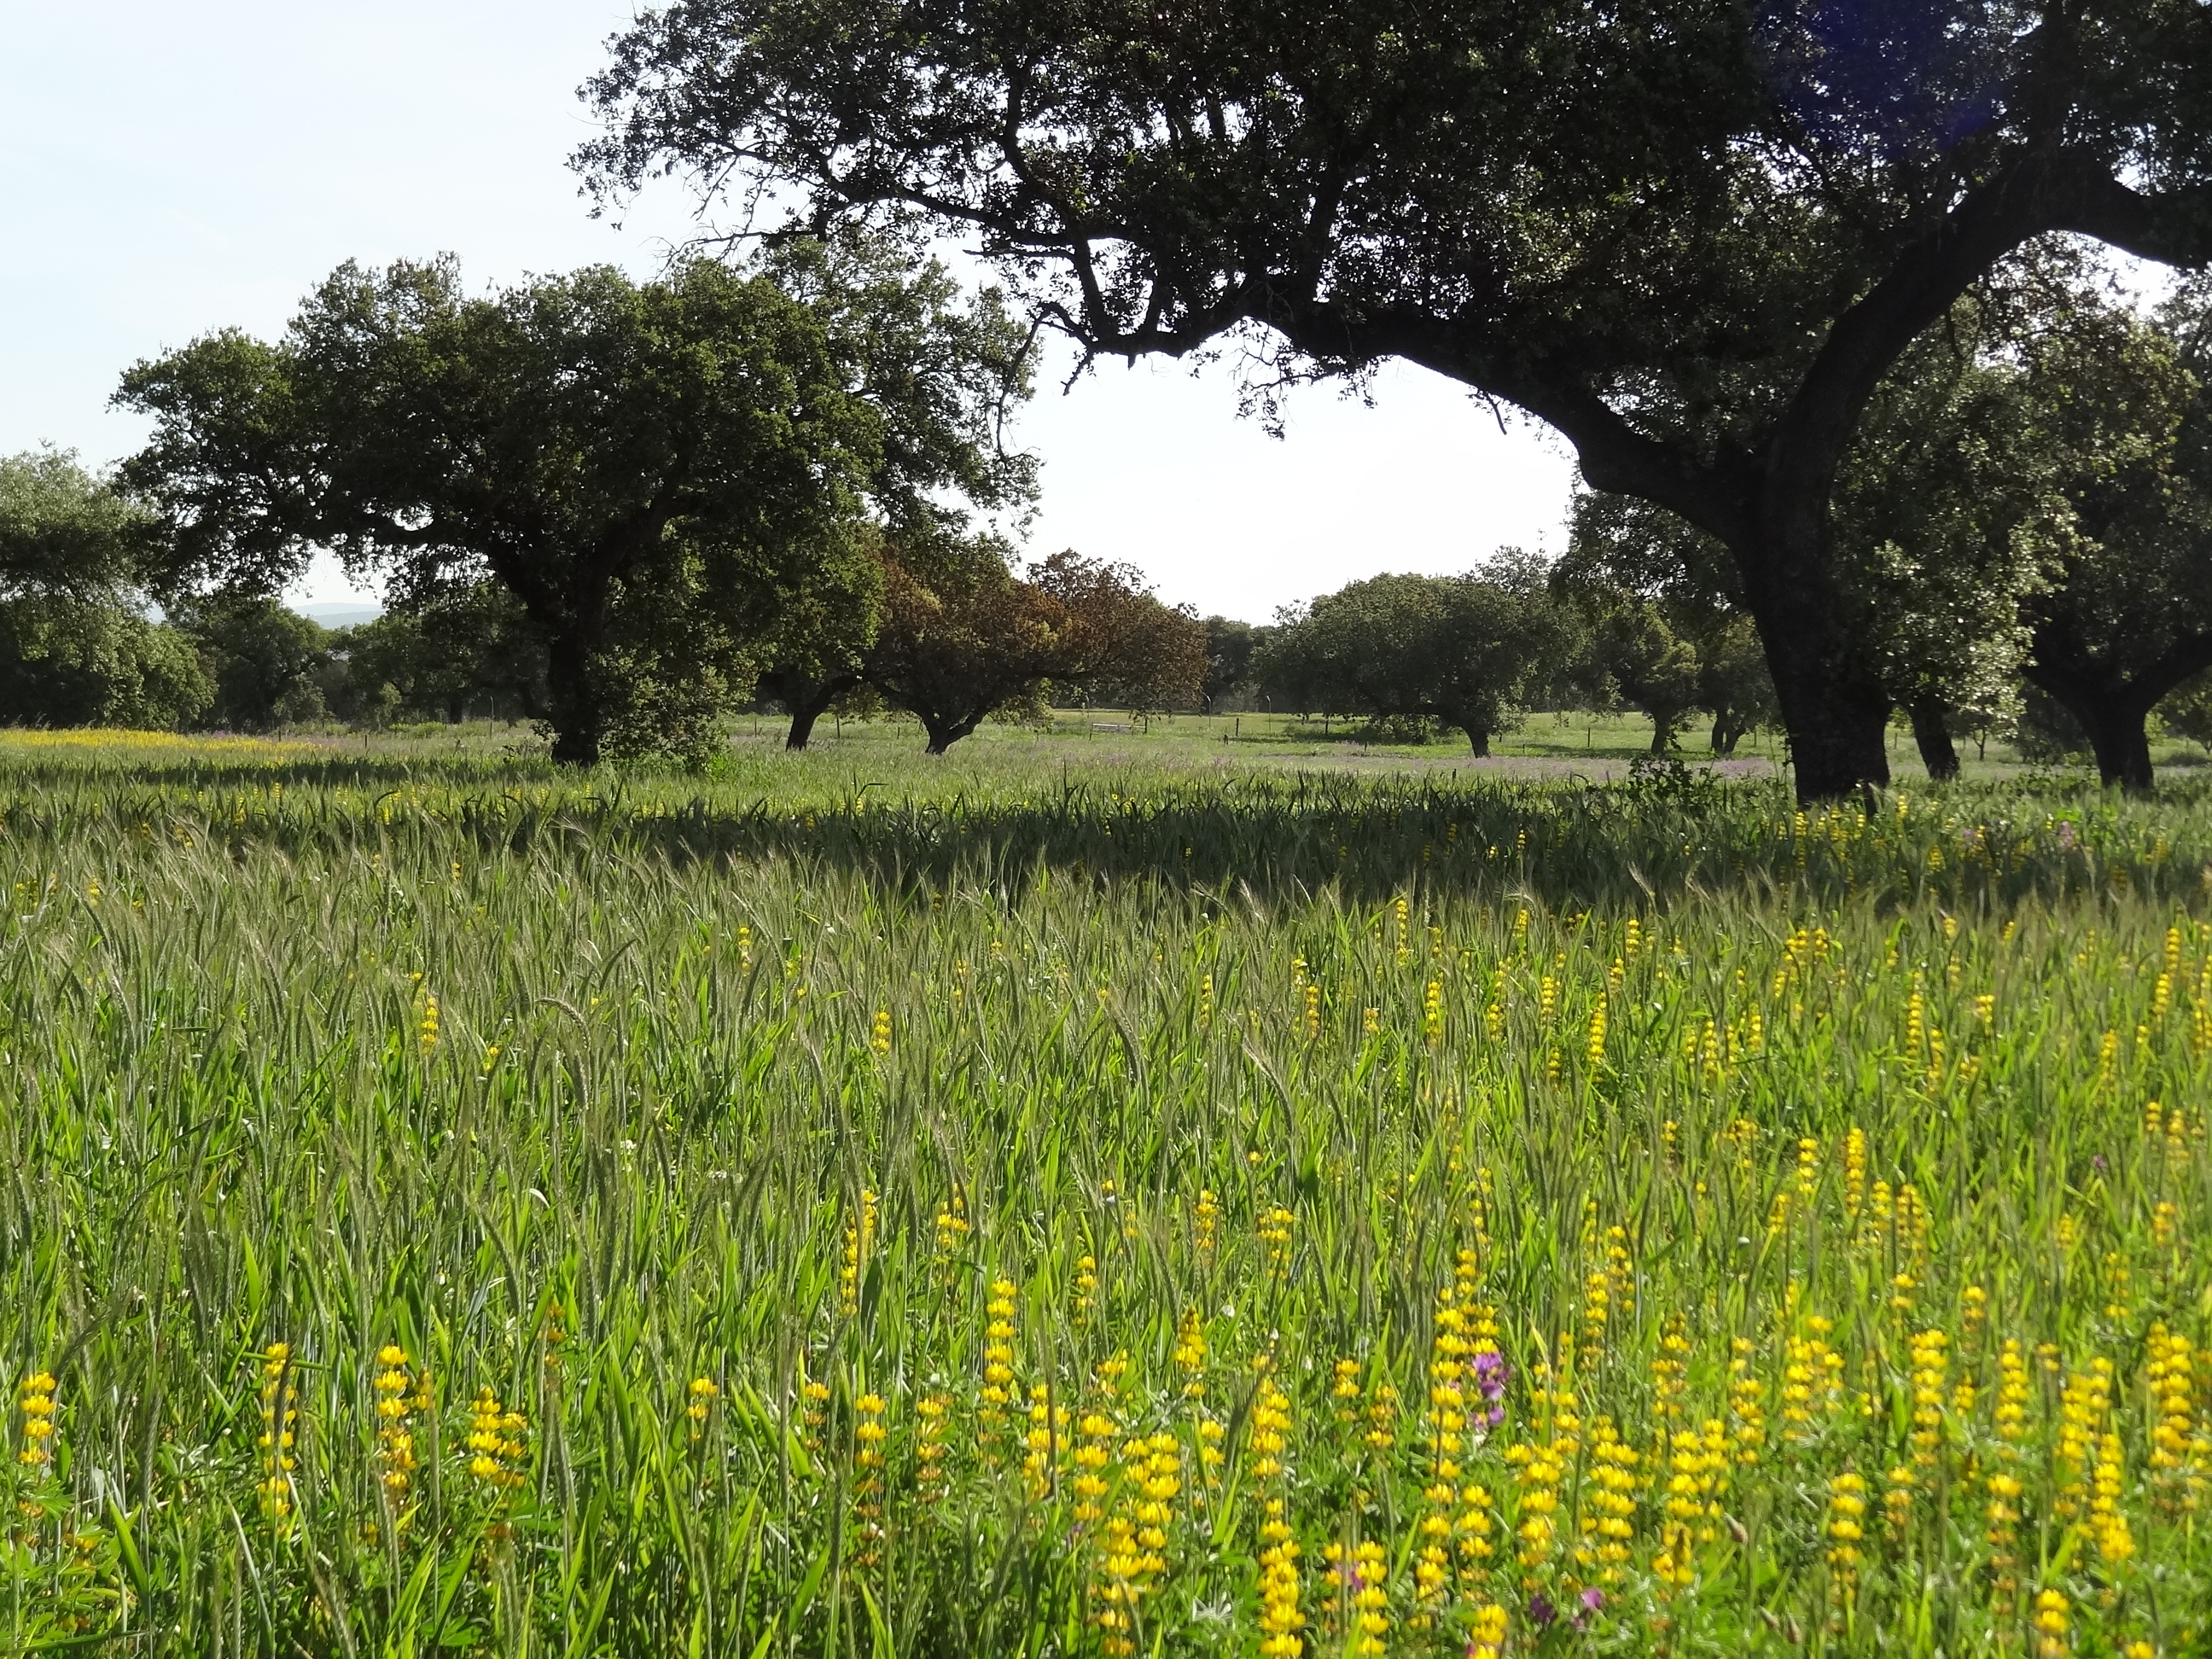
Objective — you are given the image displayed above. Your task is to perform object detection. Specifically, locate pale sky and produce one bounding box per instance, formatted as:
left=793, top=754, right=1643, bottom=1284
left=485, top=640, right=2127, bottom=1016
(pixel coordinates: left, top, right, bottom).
left=1, top=0, right=1576, bottom=623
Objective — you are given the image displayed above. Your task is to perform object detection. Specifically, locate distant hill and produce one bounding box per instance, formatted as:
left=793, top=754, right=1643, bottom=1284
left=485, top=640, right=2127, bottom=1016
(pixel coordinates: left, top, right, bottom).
left=297, top=602, right=382, bottom=629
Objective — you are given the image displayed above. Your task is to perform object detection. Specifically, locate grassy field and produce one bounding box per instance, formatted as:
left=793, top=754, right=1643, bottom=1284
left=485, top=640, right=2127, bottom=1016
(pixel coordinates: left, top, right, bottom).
left=2, top=729, right=2209, bottom=1656
left=308, top=705, right=2212, bottom=785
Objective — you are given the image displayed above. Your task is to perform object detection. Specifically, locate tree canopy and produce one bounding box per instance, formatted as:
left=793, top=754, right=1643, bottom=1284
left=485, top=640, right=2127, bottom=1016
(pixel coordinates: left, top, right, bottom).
left=581, top=0, right=2212, bottom=798
left=119, top=241, right=1033, bottom=764
left=864, top=542, right=1204, bottom=752
left=0, top=449, right=162, bottom=598
left=1254, top=559, right=1565, bottom=754
left=0, top=450, right=210, bottom=731
left=2014, top=279, right=2212, bottom=788
left=1198, top=617, right=1265, bottom=714
left=342, top=585, right=550, bottom=726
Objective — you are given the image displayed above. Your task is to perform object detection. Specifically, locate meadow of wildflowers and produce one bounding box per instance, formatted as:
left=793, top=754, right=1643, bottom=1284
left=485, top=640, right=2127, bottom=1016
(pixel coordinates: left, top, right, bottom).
left=1, top=734, right=2209, bottom=1656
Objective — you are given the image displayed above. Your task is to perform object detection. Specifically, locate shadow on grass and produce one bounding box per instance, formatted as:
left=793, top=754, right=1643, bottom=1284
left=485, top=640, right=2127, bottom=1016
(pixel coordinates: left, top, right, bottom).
left=6, top=753, right=2206, bottom=914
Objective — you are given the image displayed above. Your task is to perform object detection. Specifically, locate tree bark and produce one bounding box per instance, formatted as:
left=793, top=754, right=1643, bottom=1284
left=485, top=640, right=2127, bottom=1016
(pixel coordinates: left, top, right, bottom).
left=2039, top=684, right=2156, bottom=791
left=785, top=703, right=823, bottom=749
left=919, top=709, right=976, bottom=754
left=763, top=668, right=862, bottom=750
left=544, top=631, right=602, bottom=766
left=1906, top=700, right=1960, bottom=782
left=1459, top=725, right=1490, bottom=757
left=2023, top=626, right=2212, bottom=794
left=2082, top=703, right=2156, bottom=793
left=1732, top=512, right=1893, bottom=802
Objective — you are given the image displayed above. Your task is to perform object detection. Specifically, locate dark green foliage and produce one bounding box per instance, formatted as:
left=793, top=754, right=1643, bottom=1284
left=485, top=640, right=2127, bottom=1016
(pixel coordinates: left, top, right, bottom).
left=2017, top=281, right=2212, bottom=789
left=1588, top=599, right=1702, bottom=755
left=0, top=451, right=209, bottom=730
left=174, top=594, right=335, bottom=731
left=119, top=240, right=1031, bottom=765
left=1198, top=617, right=1266, bottom=713
left=0, top=596, right=210, bottom=730
left=0, top=449, right=162, bottom=596
left=340, top=585, right=550, bottom=725
left=1254, top=557, right=1568, bottom=755
left=119, top=258, right=876, bottom=764
left=2011, top=683, right=2094, bottom=765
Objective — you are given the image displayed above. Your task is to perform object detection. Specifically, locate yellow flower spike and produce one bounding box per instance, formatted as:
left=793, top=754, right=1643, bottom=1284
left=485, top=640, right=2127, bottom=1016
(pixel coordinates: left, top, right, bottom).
left=934, top=1190, right=971, bottom=1258
left=841, top=1188, right=879, bottom=1317
left=1466, top=1603, right=1510, bottom=1659
left=17, top=1371, right=58, bottom=1471
left=1258, top=1207, right=1295, bottom=1280
left=1192, top=1188, right=1220, bottom=1258
left=916, top=1393, right=952, bottom=1500
left=686, top=1375, right=719, bottom=1427
left=980, top=1278, right=1019, bottom=1449
left=2033, top=1587, right=2069, bottom=1658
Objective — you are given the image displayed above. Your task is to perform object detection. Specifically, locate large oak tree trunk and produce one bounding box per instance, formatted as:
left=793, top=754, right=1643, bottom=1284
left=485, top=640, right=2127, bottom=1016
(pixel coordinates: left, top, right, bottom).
left=2034, top=677, right=2156, bottom=791
left=544, top=631, right=603, bottom=766
left=919, top=709, right=975, bottom=754
left=1735, top=500, right=1892, bottom=803
left=2081, top=703, right=2156, bottom=793
left=1751, top=632, right=1892, bottom=801
left=768, top=669, right=862, bottom=750
left=785, top=702, right=825, bottom=750
left=1906, top=700, right=1960, bottom=782
left=1458, top=724, right=1490, bottom=757
left=2023, top=629, right=2212, bottom=795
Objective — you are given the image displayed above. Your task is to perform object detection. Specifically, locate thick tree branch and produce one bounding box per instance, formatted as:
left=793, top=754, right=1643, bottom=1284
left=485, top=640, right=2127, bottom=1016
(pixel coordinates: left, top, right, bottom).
left=2051, top=178, right=2212, bottom=269
left=1280, top=303, right=1755, bottom=547
left=1767, top=155, right=2099, bottom=500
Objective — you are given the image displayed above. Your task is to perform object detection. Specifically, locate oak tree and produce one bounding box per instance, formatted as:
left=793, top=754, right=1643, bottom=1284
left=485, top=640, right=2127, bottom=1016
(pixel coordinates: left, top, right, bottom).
left=1254, top=559, right=1565, bottom=754
left=119, top=242, right=1032, bottom=765
left=864, top=542, right=1203, bottom=752
left=2015, top=282, right=2212, bottom=789
left=582, top=0, right=2212, bottom=799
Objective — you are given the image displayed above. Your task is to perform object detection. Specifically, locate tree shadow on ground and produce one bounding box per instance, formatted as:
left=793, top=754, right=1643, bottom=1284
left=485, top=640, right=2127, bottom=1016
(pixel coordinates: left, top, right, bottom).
left=3, top=748, right=2202, bottom=913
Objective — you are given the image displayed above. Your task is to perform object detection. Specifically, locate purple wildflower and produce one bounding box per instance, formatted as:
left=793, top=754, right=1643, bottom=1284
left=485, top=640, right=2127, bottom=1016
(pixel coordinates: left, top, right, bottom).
left=1527, top=1592, right=1557, bottom=1628
left=1569, top=1584, right=1606, bottom=1632
left=1471, top=1350, right=1510, bottom=1425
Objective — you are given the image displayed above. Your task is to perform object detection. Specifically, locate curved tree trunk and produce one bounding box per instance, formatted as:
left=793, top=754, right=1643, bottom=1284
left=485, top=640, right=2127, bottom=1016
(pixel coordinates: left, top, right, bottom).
left=1460, top=725, right=1491, bottom=757
left=771, top=670, right=863, bottom=750
left=2056, top=692, right=2156, bottom=791
left=2087, top=706, right=2156, bottom=792
left=919, top=709, right=977, bottom=754
left=2023, top=626, right=2212, bottom=795
left=1906, top=700, right=1960, bottom=782
left=785, top=703, right=825, bottom=750
left=1586, top=473, right=1887, bottom=794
